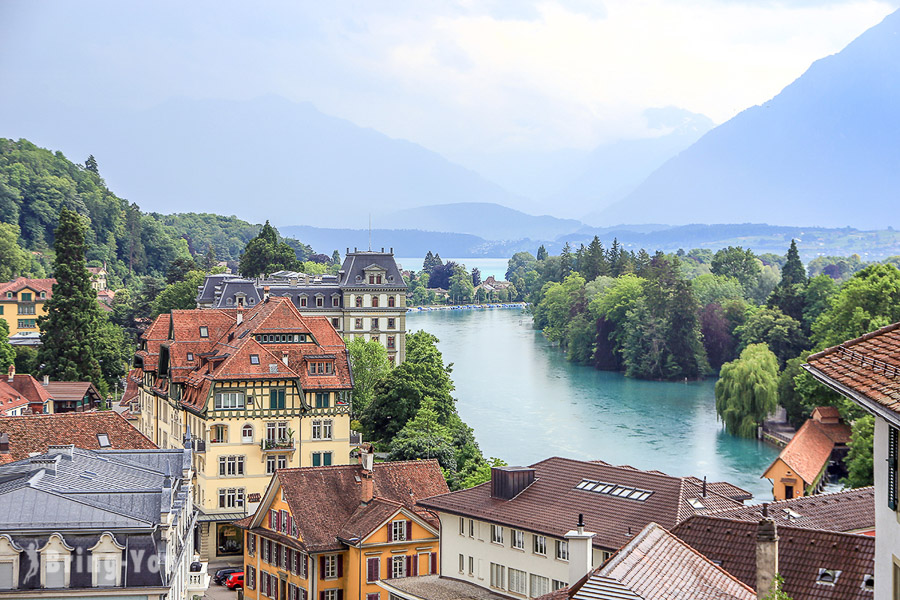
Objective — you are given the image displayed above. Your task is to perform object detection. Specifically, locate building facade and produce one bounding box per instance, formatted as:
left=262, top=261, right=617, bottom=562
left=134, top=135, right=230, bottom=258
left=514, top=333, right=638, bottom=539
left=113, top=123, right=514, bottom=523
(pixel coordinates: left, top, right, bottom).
left=196, top=249, right=408, bottom=363
left=0, top=442, right=201, bottom=600
left=0, top=277, right=54, bottom=341
left=133, top=296, right=355, bottom=560
left=235, top=450, right=449, bottom=600
left=804, top=322, right=900, bottom=599
left=417, top=458, right=750, bottom=599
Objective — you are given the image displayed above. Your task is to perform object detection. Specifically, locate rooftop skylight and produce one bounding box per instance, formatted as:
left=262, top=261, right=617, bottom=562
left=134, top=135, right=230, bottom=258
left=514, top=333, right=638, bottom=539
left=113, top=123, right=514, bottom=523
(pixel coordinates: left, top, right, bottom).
left=575, top=479, right=653, bottom=501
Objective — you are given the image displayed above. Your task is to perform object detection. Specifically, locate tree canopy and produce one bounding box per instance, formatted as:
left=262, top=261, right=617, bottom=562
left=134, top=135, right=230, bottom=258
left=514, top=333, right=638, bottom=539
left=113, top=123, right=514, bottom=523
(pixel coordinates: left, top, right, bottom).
left=715, top=344, right=779, bottom=437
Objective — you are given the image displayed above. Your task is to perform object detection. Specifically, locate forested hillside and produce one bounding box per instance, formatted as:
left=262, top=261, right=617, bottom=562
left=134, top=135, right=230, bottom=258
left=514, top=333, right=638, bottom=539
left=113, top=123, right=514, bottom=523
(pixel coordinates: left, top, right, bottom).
left=0, top=138, right=311, bottom=286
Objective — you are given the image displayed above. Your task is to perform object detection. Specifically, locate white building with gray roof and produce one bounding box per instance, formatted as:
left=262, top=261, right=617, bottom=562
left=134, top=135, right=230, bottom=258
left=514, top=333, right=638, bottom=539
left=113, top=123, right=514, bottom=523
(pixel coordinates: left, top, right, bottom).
left=196, top=248, right=409, bottom=362
left=0, top=436, right=205, bottom=599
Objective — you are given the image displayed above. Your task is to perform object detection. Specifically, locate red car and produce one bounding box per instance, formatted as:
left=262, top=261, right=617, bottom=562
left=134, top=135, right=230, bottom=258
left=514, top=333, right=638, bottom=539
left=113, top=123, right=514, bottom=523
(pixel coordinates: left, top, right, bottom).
left=225, top=572, right=244, bottom=590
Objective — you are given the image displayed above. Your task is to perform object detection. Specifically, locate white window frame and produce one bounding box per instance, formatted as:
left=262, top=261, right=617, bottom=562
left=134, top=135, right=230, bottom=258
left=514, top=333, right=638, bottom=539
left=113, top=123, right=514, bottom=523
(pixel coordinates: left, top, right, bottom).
left=508, top=568, right=527, bottom=595
left=491, top=524, right=504, bottom=545
left=490, top=563, right=506, bottom=589
left=324, top=590, right=339, bottom=600
left=392, top=556, right=407, bottom=579
left=323, top=555, right=338, bottom=579
left=218, top=487, right=245, bottom=509
left=242, top=424, right=253, bottom=443
left=0, top=536, right=22, bottom=591
left=511, top=529, right=525, bottom=550
left=312, top=419, right=334, bottom=440
left=214, top=391, right=245, bottom=410
left=533, top=534, right=547, bottom=555
left=219, top=455, right=245, bottom=477
left=391, top=520, right=407, bottom=542
left=530, top=574, right=550, bottom=598
left=556, top=540, right=569, bottom=561
left=40, top=533, right=73, bottom=589
left=459, top=517, right=465, bottom=535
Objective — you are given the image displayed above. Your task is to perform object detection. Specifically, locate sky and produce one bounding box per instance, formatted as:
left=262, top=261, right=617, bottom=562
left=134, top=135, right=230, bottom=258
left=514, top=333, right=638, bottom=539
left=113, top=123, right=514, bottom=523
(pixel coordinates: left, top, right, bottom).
left=1, top=0, right=897, bottom=163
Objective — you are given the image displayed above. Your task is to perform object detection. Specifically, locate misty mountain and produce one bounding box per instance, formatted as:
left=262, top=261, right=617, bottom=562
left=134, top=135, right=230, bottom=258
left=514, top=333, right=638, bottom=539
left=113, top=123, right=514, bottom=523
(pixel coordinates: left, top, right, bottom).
left=0, top=95, right=525, bottom=227
left=382, top=202, right=584, bottom=241
left=594, top=9, right=900, bottom=229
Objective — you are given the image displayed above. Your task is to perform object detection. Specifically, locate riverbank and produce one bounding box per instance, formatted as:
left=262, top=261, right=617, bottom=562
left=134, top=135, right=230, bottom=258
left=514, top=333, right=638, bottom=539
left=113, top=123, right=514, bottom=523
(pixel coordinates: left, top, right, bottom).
left=407, top=302, right=527, bottom=312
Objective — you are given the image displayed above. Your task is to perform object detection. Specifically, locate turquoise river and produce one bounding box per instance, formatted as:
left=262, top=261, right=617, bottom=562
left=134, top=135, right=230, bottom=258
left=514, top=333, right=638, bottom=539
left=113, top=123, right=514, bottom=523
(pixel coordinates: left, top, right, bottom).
left=407, top=307, right=779, bottom=501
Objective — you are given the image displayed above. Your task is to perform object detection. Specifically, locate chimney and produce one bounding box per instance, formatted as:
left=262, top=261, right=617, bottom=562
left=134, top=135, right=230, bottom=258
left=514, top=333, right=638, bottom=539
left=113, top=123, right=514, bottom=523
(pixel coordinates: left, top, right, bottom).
left=565, top=514, right=596, bottom=585
left=7, top=364, right=13, bottom=382
left=702, top=476, right=707, bottom=497
left=48, top=444, right=74, bottom=459
left=0, top=433, right=9, bottom=454
left=490, top=466, right=536, bottom=500
left=756, top=518, right=779, bottom=598
left=359, top=443, right=375, bottom=472
left=43, top=375, right=49, bottom=386
left=236, top=310, right=243, bottom=326
left=281, top=351, right=289, bottom=367
left=359, top=444, right=375, bottom=503
left=263, top=286, right=270, bottom=301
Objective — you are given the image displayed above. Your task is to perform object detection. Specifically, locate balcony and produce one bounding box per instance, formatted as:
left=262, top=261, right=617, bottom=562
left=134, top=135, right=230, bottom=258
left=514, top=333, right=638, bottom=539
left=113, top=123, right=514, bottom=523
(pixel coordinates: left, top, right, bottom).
left=186, top=561, right=211, bottom=593
left=260, top=438, right=295, bottom=452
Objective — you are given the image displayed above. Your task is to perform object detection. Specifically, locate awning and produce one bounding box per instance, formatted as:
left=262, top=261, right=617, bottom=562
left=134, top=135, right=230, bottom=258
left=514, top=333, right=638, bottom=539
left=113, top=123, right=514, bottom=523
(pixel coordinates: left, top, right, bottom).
left=197, top=511, right=247, bottom=523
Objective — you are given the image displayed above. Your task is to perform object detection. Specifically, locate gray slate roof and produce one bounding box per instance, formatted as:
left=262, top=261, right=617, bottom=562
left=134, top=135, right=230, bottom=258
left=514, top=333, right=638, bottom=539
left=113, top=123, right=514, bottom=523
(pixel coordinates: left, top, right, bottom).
left=339, top=251, right=407, bottom=289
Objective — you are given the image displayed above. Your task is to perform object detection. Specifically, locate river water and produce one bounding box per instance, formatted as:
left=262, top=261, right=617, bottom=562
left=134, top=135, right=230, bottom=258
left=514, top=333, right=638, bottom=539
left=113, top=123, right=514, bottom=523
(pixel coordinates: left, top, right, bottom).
left=407, top=307, right=779, bottom=500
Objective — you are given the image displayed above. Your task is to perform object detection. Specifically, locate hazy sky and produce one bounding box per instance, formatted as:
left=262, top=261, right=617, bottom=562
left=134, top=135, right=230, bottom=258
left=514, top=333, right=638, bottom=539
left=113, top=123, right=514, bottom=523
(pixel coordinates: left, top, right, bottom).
left=1, top=0, right=897, bottom=160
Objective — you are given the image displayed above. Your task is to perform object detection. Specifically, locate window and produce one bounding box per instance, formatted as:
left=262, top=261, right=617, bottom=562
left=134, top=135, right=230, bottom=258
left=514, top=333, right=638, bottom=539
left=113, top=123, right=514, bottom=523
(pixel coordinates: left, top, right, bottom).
left=247, top=566, right=256, bottom=590
left=215, top=391, right=245, bottom=410
left=556, top=540, right=569, bottom=561
left=40, top=534, right=71, bottom=589
left=367, top=594, right=380, bottom=600
left=312, top=451, right=332, bottom=467
left=889, top=426, right=898, bottom=511
left=95, top=558, right=118, bottom=587
left=552, top=580, right=567, bottom=591
left=270, top=388, right=286, bottom=409
left=266, top=421, right=288, bottom=444
left=40, top=291, right=46, bottom=298
left=387, top=336, right=395, bottom=350
left=20, top=292, right=31, bottom=302
left=372, top=296, right=379, bottom=307
left=44, top=559, right=67, bottom=588
left=4, top=292, right=10, bottom=298
left=469, top=519, right=475, bottom=538
left=511, top=529, right=524, bottom=550
left=391, top=520, right=408, bottom=542
left=355, top=296, right=363, bottom=307
left=468, top=556, right=474, bottom=575
left=508, top=568, right=527, bottom=595
left=242, top=424, right=253, bottom=443
left=388, top=296, right=396, bottom=307
left=332, top=318, right=340, bottom=328
left=371, top=318, right=379, bottom=330
left=218, top=488, right=245, bottom=508
left=490, top=563, right=505, bottom=589
left=312, top=419, right=333, bottom=440
left=459, top=517, right=465, bottom=535
left=211, top=424, right=228, bottom=443
left=250, top=354, right=260, bottom=365
left=17, top=304, right=35, bottom=315
left=315, top=392, right=330, bottom=408
left=323, top=591, right=339, bottom=600
left=97, top=434, right=110, bottom=448
left=530, top=574, right=550, bottom=598
left=387, top=317, right=395, bottom=329
left=491, top=525, right=504, bottom=544
left=458, top=554, right=464, bottom=573
left=316, top=296, right=324, bottom=307
left=393, top=556, right=407, bottom=579
left=218, top=455, right=245, bottom=477
left=323, top=555, right=338, bottom=579
left=17, top=319, right=36, bottom=329
left=533, top=535, right=546, bottom=555
left=332, top=296, right=340, bottom=307
left=300, top=296, right=308, bottom=307
left=366, top=557, right=380, bottom=583
left=816, top=568, right=841, bottom=585
left=355, top=318, right=363, bottom=329
left=199, top=326, right=209, bottom=337
left=187, top=352, right=194, bottom=361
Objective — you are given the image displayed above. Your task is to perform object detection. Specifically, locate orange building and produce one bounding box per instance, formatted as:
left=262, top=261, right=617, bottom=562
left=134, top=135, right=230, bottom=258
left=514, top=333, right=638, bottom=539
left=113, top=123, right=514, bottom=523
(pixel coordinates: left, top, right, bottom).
left=236, top=448, right=448, bottom=600
left=762, top=407, right=851, bottom=500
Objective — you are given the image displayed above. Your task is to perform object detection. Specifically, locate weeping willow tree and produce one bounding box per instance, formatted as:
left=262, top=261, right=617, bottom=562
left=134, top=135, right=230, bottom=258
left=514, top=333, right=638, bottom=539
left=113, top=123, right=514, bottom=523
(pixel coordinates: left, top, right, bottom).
left=715, top=343, right=779, bottom=437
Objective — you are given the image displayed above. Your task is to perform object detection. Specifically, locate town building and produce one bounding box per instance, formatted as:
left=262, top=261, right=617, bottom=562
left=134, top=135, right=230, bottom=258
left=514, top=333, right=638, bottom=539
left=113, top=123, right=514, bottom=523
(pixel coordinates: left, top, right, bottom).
left=707, top=485, right=874, bottom=535
left=672, top=515, right=875, bottom=599
left=416, top=457, right=750, bottom=598
left=803, top=322, right=900, bottom=599
left=0, top=411, right=157, bottom=464
left=762, top=406, right=851, bottom=500
left=133, top=296, right=355, bottom=560
left=235, top=448, right=449, bottom=600
left=87, top=264, right=108, bottom=291
left=535, top=522, right=757, bottom=600
left=0, top=441, right=203, bottom=599
left=0, top=277, right=54, bottom=345
left=196, top=249, right=408, bottom=363
left=0, top=366, right=103, bottom=415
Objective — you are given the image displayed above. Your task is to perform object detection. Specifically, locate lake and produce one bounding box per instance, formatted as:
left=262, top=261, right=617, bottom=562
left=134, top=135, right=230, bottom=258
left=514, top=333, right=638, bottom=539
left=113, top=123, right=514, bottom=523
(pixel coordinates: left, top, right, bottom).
left=407, top=307, right=779, bottom=500
left=396, top=257, right=512, bottom=281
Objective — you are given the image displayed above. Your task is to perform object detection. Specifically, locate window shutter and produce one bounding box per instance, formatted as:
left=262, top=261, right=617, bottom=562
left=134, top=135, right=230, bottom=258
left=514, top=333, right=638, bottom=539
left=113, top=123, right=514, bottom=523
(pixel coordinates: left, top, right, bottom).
left=405, top=555, right=412, bottom=577
left=337, top=554, right=343, bottom=577
left=367, top=558, right=379, bottom=582
left=890, top=426, right=899, bottom=511
left=386, top=559, right=392, bottom=580
left=411, top=555, right=419, bottom=576
left=406, top=520, right=413, bottom=540
left=301, top=588, right=308, bottom=600
left=320, top=592, right=325, bottom=600
left=337, top=591, right=344, bottom=600
left=430, top=552, right=438, bottom=575
left=320, top=556, right=326, bottom=575
left=269, top=509, right=274, bottom=528
left=289, top=515, right=294, bottom=536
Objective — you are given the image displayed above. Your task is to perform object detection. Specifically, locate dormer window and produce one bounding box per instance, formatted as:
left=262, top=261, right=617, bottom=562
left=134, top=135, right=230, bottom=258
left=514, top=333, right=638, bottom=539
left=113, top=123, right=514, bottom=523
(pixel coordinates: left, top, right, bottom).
left=299, top=295, right=308, bottom=307
left=816, top=569, right=841, bottom=585
left=187, top=353, right=194, bottom=361
left=97, top=434, right=110, bottom=448
left=40, top=291, right=46, bottom=298
left=332, top=294, right=340, bottom=307
left=199, top=326, right=209, bottom=338
left=308, top=361, right=334, bottom=376
left=316, top=295, right=324, bottom=307
left=250, top=354, right=260, bottom=365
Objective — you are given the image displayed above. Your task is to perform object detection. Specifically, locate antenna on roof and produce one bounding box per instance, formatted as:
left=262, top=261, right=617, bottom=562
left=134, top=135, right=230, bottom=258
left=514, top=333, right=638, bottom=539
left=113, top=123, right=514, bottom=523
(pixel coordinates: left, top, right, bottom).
left=368, top=214, right=372, bottom=251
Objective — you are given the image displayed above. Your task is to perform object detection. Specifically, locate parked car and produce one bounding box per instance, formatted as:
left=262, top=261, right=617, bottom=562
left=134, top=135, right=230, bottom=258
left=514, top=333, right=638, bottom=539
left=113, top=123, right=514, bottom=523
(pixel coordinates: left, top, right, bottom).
left=225, top=572, right=244, bottom=590
left=213, top=567, right=242, bottom=585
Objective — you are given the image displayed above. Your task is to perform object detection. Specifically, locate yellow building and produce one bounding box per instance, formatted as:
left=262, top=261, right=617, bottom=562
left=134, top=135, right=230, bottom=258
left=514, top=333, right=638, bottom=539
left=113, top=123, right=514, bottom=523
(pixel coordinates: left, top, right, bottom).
left=133, top=296, right=356, bottom=560
left=0, top=278, right=54, bottom=338
left=236, top=448, right=448, bottom=600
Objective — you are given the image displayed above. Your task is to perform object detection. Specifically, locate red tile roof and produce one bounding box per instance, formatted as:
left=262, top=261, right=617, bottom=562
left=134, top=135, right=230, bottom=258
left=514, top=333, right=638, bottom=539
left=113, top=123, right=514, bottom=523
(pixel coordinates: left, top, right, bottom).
left=566, top=523, right=756, bottom=600
left=0, top=277, right=55, bottom=298
left=672, top=515, right=875, bottom=600
left=764, top=418, right=850, bottom=485
left=239, top=460, right=449, bottom=553
left=119, top=368, right=143, bottom=406
left=705, top=486, right=874, bottom=534
left=805, top=322, right=900, bottom=419
left=42, top=381, right=102, bottom=402
left=0, top=412, right=157, bottom=463
left=418, top=457, right=747, bottom=552
left=0, top=374, right=53, bottom=414
left=138, top=297, right=353, bottom=413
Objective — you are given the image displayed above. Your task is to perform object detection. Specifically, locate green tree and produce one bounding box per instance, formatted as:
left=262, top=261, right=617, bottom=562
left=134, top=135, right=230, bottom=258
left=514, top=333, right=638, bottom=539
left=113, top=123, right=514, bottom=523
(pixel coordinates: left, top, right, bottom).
left=691, top=274, right=745, bottom=307
left=715, top=343, right=779, bottom=437
left=388, top=398, right=457, bottom=472
left=760, top=575, right=793, bottom=600
left=459, top=457, right=508, bottom=489
left=84, top=154, right=99, bottom=174
left=711, top=246, right=761, bottom=288
left=202, top=244, right=217, bottom=270
left=449, top=265, right=475, bottom=303
left=37, top=206, right=105, bottom=392
left=239, top=220, right=298, bottom=278
left=533, top=273, right=586, bottom=347
left=844, top=415, right=874, bottom=488
left=151, top=270, right=207, bottom=317
left=801, top=275, right=838, bottom=331
left=166, top=256, right=198, bottom=284
left=735, top=307, right=807, bottom=367
left=331, top=249, right=341, bottom=265
left=13, top=345, right=38, bottom=376
left=536, top=245, right=548, bottom=261
left=0, top=320, right=14, bottom=375
left=346, top=337, right=391, bottom=417
left=0, top=222, right=29, bottom=281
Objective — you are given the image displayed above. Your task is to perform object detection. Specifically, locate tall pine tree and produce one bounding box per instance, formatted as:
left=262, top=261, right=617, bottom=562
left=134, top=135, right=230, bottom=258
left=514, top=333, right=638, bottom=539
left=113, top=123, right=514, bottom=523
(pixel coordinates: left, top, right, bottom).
left=37, top=206, right=105, bottom=390
left=769, top=239, right=808, bottom=323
